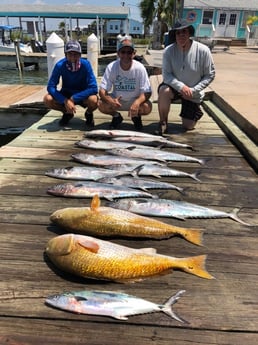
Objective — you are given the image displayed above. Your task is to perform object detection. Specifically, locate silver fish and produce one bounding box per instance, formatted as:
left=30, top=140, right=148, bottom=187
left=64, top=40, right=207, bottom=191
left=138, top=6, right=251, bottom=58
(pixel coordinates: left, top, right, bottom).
left=84, top=129, right=166, bottom=139
left=108, top=198, right=251, bottom=226
left=47, top=181, right=155, bottom=201
left=45, top=289, right=186, bottom=322
left=99, top=176, right=184, bottom=194
left=107, top=147, right=205, bottom=165
left=71, top=153, right=165, bottom=167
left=45, top=166, right=134, bottom=181
left=75, top=139, right=150, bottom=150
left=137, top=164, right=201, bottom=182
left=112, top=136, right=194, bottom=151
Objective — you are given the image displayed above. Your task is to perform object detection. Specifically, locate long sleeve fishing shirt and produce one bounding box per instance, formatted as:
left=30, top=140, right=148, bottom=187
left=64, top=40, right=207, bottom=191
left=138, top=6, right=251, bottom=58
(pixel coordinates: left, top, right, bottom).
left=162, top=40, right=215, bottom=103
left=47, top=57, right=98, bottom=105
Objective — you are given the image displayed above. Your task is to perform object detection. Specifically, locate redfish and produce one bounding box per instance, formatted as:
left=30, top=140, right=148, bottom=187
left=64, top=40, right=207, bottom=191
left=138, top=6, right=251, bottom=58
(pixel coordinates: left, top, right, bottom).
left=45, top=233, right=214, bottom=282
left=50, top=195, right=203, bottom=245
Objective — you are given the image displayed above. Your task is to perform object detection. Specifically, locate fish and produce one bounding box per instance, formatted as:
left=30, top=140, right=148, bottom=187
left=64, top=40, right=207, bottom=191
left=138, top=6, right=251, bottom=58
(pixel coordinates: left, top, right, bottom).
left=137, top=164, right=201, bottom=182
left=84, top=129, right=167, bottom=139
left=45, top=233, right=214, bottom=281
left=99, top=176, right=184, bottom=193
left=107, top=147, right=205, bottom=165
left=111, top=136, right=194, bottom=151
left=50, top=194, right=203, bottom=245
left=75, top=139, right=151, bottom=150
left=108, top=198, right=251, bottom=226
left=71, top=153, right=165, bottom=167
left=45, top=289, right=187, bottom=322
left=47, top=181, right=155, bottom=201
left=45, top=166, right=135, bottom=181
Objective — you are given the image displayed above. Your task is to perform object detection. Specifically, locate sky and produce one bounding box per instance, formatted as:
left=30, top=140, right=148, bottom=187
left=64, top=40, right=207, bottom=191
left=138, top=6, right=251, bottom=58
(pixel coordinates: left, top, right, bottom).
left=1, top=0, right=142, bottom=30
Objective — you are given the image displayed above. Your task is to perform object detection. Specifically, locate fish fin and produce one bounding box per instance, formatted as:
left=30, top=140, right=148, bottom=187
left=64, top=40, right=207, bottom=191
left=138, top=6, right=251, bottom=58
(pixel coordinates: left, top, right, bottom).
left=162, top=290, right=188, bottom=323
left=77, top=239, right=99, bottom=253
left=230, top=208, right=252, bottom=226
left=90, top=194, right=101, bottom=211
left=140, top=248, right=157, bottom=255
left=111, top=313, right=128, bottom=320
left=126, top=146, right=137, bottom=151
left=173, top=255, right=214, bottom=279
left=179, top=228, right=204, bottom=246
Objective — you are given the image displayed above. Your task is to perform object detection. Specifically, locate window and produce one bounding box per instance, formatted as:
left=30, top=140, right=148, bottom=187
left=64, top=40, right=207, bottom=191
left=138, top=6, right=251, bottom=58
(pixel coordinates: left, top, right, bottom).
left=229, top=14, right=237, bottom=26
left=242, top=11, right=256, bottom=27
left=219, top=13, right=226, bottom=25
left=202, top=11, right=214, bottom=24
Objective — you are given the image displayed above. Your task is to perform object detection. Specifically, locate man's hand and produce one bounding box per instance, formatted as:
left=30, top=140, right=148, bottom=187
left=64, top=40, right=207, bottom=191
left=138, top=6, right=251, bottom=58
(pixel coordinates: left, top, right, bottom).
left=64, top=98, right=76, bottom=114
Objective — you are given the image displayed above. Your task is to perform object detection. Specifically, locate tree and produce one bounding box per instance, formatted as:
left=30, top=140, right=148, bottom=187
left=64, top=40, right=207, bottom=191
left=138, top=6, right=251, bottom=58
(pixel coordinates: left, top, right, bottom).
left=139, top=0, right=176, bottom=48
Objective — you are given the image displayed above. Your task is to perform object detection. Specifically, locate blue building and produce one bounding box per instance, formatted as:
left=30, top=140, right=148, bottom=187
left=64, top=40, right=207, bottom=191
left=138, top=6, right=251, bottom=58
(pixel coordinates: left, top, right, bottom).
left=183, top=0, right=258, bottom=40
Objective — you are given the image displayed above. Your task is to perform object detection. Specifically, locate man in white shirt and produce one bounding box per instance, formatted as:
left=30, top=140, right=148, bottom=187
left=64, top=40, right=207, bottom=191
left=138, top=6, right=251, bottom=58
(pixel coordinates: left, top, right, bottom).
left=98, top=37, right=152, bottom=131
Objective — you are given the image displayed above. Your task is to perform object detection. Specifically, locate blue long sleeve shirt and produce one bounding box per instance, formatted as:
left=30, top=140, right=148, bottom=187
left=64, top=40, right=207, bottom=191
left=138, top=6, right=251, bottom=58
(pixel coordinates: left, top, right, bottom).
left=47, top=57, right=98, bottom=105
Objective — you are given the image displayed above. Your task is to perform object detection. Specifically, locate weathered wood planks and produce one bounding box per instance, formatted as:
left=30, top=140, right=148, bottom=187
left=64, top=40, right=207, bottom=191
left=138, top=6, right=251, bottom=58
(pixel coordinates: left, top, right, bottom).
left=0, top=103, right=257, bottom=344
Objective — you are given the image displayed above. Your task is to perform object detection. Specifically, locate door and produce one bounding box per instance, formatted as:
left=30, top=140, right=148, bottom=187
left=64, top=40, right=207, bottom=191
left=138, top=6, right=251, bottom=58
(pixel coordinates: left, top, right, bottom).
left=215, top=11, right=239, bottom=37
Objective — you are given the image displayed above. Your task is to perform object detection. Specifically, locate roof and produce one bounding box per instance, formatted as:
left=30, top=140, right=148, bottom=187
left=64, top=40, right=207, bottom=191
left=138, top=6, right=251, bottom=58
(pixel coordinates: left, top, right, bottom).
left=184, top=0, right=258, bottom=10
left=0, top=4, right=130, bottom=20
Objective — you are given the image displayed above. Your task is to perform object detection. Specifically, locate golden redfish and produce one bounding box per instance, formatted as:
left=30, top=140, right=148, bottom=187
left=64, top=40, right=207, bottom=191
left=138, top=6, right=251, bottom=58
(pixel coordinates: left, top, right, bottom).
left=50, top=195, right=203, bottom=245
left=45, top=233, right=214, bottom=282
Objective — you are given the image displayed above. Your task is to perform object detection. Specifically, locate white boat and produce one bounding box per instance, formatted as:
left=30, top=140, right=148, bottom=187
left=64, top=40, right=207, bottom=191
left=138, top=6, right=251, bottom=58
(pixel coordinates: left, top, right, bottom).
left=0, top=25, right=33, bottom=53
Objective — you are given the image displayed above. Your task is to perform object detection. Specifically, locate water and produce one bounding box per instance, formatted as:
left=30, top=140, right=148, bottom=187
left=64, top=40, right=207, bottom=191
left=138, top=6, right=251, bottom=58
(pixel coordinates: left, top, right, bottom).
left=0, top=68, right=49, bottom=85
left=0, top=62, right=108, bottom=85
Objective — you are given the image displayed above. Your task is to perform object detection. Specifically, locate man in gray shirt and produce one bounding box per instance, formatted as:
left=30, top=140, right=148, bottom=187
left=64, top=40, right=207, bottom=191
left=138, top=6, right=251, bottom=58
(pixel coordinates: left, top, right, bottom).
left=156, top=19, right=215, bottom=135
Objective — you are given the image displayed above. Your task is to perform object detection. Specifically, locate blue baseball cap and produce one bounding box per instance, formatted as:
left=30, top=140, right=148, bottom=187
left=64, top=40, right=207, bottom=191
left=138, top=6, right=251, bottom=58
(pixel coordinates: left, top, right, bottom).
left=65, top=40, right=82, bottom=54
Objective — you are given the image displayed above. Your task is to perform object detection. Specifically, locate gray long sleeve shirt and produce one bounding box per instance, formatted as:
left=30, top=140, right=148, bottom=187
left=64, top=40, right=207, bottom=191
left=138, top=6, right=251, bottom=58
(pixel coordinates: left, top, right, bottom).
left=162, top=40, right=215, bottom=103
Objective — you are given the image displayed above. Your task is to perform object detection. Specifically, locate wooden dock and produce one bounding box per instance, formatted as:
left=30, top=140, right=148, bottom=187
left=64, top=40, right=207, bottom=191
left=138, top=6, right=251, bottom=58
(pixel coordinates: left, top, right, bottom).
left=0, top=103, right=258, bottom=344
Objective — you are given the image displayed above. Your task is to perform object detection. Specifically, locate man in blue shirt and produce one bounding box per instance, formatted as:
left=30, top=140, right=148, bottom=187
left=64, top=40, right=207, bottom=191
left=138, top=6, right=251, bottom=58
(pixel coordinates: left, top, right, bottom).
left=43, top=40, right=98, bottom=126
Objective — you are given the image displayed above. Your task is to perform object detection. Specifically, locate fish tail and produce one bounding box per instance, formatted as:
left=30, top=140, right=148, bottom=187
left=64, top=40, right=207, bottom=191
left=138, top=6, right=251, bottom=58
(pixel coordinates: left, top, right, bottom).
left=230, top=208, right=252, bottom=226
left=192, top=171, right=202, bottom=182
left=179, top=228, right=204, bottom=246
left=173, top=255, right=214, bottom=279
left=162, top=290, right=188, bottom=323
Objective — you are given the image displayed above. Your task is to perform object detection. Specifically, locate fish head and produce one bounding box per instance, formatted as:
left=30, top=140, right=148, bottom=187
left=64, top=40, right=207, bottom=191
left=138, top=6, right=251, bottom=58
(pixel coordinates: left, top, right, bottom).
left=50, top=207, right=89, bottom=226
left=45, top=234, right=100, bottom=258
left=46, top=292, right=87, bottom=313
left=45, top=234, right=75, bottom=257
left=47, top=183, right=75, bottom=196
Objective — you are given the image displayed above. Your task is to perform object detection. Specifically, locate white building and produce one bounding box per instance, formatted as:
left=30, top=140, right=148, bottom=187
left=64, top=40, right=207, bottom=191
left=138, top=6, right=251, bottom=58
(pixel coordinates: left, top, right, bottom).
left=106, top=19, right=143, bottom=36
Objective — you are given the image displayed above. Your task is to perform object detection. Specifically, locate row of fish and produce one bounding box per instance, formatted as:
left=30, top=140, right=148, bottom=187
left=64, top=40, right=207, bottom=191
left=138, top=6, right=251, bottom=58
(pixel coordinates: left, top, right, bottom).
left=45, top=130, right=210, bottom=321
left=44, top=128, right=246, bottom=322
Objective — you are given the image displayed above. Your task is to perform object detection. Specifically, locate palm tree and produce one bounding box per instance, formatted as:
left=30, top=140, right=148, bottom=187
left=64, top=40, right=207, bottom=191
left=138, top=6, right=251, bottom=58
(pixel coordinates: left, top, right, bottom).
left=139, top=0, right=178, bottom=48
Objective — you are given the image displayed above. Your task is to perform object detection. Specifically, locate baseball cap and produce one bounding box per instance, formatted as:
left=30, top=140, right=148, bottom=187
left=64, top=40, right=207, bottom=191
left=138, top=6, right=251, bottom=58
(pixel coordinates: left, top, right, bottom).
left=65, top=40, right=82, bottom=54
left=118, top=37, right=135, bottom=51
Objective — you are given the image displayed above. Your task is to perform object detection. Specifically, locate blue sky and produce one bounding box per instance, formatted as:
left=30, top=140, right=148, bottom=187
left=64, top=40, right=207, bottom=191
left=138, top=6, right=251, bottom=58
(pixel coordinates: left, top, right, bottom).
left=1, top=0, right=142, bottom=29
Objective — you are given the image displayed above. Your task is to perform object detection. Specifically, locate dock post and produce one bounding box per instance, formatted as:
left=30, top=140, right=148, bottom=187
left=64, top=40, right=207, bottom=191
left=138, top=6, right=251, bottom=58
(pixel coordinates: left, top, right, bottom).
left=46, top=32, right=64, bottom=78
left=14, top=39, right=24, bottom=74
left=87, top=33, right=99, bottom=78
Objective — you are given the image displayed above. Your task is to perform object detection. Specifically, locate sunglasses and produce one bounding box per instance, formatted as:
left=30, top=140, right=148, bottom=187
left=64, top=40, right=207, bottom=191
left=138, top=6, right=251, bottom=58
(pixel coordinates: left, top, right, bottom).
left=120, top=50, right=134, bottom=55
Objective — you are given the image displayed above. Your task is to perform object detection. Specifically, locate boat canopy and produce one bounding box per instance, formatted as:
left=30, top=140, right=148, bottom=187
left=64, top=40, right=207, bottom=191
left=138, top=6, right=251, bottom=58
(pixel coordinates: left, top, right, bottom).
left=0, top=25, right=20, bottom=30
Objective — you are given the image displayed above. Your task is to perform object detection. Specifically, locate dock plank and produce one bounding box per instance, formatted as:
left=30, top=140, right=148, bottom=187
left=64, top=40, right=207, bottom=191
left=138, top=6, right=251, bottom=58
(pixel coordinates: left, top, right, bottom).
left=0, top=103, right=258, bottom=344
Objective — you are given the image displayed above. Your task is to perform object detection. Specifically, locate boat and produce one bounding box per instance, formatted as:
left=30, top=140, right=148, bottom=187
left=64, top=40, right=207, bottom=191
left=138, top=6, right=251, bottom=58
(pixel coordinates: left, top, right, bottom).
left=0, top=25, right=33, bottom=53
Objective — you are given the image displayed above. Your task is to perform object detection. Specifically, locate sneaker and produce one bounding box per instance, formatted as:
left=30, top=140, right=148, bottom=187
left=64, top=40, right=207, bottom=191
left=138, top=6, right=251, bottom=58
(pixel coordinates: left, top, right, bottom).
left=132, top=116, right=143, bottom=131
left=59, top=113, right=74, bottom=126
left=109, top=113, right=123, bottom=129
left=154, top=122, right=168, bottom=136
left=85, top=110, right=94, bottom=127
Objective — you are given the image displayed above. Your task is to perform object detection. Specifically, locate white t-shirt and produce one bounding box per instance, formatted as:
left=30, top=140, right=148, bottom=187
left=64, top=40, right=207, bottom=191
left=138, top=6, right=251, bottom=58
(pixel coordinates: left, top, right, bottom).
left=100, top=59, right=151, bottom=103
